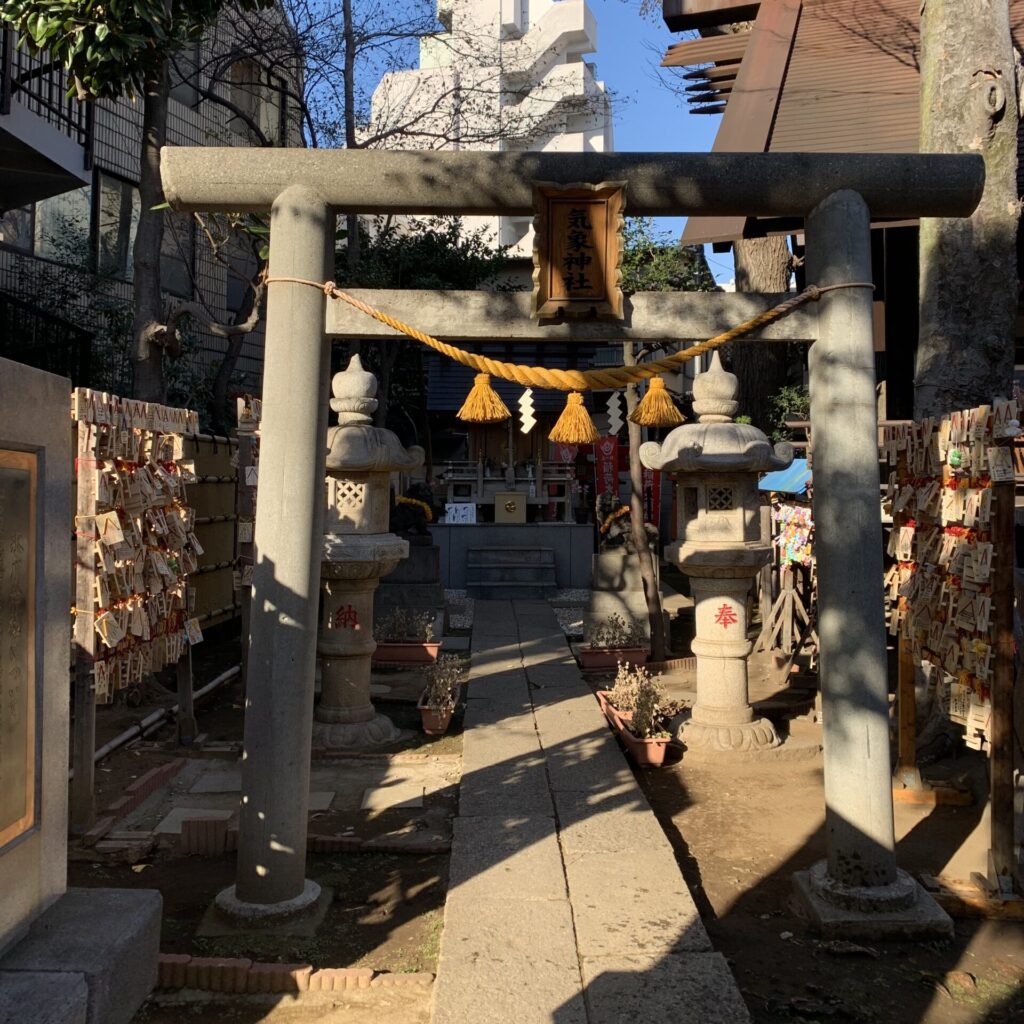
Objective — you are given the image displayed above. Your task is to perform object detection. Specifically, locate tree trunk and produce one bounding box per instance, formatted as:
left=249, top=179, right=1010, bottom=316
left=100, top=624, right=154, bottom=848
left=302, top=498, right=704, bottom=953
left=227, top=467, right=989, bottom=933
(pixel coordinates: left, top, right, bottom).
left=624, top=342, right=666, bottom=662
left=207, top=272, right=265, bottom=434
left=916, top=0, right=1019, bottom=417
left=131, top=63, right=170, bottom=401
left=731, top=236, right=792, bottom=431
left=373, top=340, right=404, bottom=428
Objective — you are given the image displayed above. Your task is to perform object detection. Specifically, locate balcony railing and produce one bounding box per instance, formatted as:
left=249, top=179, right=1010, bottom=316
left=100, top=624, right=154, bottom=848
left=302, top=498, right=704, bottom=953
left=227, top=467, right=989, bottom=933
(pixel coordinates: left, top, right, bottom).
left=0, top=291, right=93, bottom=384
left=1, top=26, right=92, bottom=158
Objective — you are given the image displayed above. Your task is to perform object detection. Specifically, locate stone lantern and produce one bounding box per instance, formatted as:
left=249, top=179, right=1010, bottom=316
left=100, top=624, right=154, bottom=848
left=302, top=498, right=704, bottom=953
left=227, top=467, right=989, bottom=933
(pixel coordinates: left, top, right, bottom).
left=640, top=353, right=793, bottom=754
left=313, top=355, right=424, bottom=747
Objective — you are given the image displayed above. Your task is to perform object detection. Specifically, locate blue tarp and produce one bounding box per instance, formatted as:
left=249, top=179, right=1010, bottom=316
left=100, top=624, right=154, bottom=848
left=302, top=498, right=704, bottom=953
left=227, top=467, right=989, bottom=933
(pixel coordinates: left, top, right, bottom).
left=759, top=458, right=811, bottom=495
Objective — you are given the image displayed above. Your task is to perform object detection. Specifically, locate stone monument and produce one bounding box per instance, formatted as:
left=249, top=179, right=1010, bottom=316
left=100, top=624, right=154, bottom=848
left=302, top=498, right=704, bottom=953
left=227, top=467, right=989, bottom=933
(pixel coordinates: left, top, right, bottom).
left=0, top=359, right=161, bottom=1024
left=313, top=356, right=424, bottom=747
left=641, top=353, right=792, bottom=754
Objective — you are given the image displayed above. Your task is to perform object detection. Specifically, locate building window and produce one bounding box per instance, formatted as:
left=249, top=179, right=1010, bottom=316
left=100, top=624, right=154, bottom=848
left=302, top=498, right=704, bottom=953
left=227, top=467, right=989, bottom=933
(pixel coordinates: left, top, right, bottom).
left=169, top=41, right=201, bottom=107
left=229, top=60, right=286, bottom=145
left=97, top=173, right=140, bottom=280
left=161, top=210, right=195, bottom=297
left=34, top=186, right=91, bottom=264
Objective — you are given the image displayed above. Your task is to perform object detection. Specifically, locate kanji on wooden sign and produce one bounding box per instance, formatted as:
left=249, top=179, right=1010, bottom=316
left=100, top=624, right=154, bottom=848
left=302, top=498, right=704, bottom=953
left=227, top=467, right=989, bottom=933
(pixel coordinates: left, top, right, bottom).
left=531, top=181, right=625, bottom=320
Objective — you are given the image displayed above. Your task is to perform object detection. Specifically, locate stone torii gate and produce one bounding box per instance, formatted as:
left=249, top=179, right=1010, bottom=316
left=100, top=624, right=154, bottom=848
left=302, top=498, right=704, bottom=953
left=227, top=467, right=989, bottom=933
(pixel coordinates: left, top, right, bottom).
left=161, top=149, right=982, bottom=933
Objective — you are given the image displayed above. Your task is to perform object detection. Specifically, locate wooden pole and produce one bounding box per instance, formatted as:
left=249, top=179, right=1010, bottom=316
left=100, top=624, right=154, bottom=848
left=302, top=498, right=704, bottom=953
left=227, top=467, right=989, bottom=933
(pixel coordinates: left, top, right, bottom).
left=990, top=462, right=1016, bottom=889
left=235, top=407, right=258, bottom=697
left=69, top=419, right=96, bottom=834
left=176, top=642, right=197, bottom=744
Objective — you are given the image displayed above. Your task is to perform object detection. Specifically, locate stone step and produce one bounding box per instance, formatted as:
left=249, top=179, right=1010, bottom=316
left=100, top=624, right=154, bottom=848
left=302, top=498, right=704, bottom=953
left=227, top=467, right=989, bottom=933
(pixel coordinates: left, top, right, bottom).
left=467, top=565, right=558, bottom=584
left=466, top=581, right=558, bottom=600
left=466, top=546, right=556, bottom=566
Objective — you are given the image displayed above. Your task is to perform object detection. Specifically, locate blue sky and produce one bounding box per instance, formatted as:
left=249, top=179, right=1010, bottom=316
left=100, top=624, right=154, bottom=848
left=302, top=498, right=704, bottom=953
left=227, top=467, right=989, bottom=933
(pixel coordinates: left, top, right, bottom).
left=586, top=1, right=733, bottom=282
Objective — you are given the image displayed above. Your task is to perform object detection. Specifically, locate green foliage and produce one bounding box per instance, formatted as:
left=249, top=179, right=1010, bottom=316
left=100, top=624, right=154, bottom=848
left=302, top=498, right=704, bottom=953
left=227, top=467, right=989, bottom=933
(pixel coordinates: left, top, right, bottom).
left=767, top=383, right=810, bottom=442
left=620, top=217, right=717, bottom=295
left=336, top=217, right=513, bottom=292
left=1, top=0, right=273, bottom=100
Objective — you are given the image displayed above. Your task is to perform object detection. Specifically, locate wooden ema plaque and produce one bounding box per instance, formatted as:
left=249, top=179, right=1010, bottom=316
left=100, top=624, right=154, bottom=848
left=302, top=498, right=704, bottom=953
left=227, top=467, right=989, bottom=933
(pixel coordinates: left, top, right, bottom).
left=0, top=449, right=36, bottom=848
left=532, top=181, right=625, bottom=320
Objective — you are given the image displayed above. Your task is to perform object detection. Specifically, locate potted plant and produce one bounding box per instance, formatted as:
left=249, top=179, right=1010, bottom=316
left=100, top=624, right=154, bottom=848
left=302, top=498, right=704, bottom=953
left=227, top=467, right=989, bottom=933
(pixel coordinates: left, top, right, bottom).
left=578, top=613, right=648, bottom=671
left=597, top=663, right=672, bottom=767
left=418, top=654, right=462, bottom=735
left=372, top=609, right=441, bottom=666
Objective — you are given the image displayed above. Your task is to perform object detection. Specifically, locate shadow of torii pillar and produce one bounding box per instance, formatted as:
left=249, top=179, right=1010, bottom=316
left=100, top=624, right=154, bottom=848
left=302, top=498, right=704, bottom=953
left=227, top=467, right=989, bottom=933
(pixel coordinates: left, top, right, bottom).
left=641, top=353, right=792, bottom=755
left=313, top=355, right=423, bottom=747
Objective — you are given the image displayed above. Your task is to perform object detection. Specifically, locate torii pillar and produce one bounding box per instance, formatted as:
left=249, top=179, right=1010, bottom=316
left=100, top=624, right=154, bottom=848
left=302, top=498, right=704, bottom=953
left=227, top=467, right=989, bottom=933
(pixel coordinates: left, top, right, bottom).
left=161, top=149, right=980, bottom=928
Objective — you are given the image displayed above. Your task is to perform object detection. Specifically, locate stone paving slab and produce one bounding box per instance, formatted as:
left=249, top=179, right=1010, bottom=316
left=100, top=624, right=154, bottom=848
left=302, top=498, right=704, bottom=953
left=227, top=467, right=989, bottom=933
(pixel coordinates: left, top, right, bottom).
left=360, top=784, right=424, bottom=810
left=461, top=728, right=543, bottom=773
left=189, top=770, right=242, bottom=793
left=462, top=697, right=534, bottom=729
left=542, top=739, right=636, bottom=795
left=448, top=817, right=566, bottom=902
left=553, top=788, right=667, bottom=856
left=433, top=898, right=586, bottom=1024
left=525, top=664, right=588, bottom=687
left=434, top=599, right=749, bottom=1024
left=458, top=761, right=554, bottom=818
left=580, top=954, right=751, bottom=1024
left=564, top=849, right=711, bottom=957
left=154, top=807, right=233, bottom=835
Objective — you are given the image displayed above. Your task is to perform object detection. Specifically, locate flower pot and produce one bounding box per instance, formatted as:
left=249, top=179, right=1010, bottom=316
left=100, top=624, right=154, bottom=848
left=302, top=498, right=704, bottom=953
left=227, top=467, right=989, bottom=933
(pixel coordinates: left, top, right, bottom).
left=596, top=689, right=632, bottom=729
left=417, top=686, right=460, bottom=736
left=614, top=718, right=671, bottom=767
left=372, top=641, right=441, bottom=666
left=578, top=646, right=648, bottom=671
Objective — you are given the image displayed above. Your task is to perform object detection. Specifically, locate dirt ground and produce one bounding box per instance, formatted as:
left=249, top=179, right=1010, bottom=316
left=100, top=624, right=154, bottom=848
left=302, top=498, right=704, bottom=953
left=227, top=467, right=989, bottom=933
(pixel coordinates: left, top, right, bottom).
left=637, top=734, right=1024, bottom=1024
left=72, top=627, right=460, bottom=1024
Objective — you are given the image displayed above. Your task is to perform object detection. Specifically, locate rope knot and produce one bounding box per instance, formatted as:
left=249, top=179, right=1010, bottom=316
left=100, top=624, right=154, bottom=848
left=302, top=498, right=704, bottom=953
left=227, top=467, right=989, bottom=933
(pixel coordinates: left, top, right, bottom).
left=806, top=285, right=822, bottom=301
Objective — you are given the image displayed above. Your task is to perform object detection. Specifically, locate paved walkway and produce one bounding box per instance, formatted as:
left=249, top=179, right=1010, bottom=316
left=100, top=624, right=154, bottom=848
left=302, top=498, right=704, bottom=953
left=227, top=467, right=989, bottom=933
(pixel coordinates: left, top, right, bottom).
left=431, top=600, right=751, bottom=1024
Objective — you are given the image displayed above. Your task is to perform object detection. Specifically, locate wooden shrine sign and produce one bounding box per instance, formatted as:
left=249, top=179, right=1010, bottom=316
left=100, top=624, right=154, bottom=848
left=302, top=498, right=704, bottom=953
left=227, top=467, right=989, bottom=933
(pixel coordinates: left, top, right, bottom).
left=532, top=181, right=625, bottom=320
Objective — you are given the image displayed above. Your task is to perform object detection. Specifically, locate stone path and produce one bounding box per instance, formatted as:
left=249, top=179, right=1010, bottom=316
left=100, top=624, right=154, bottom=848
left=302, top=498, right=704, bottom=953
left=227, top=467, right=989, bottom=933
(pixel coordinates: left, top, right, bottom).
left=431, top=600, right=751, bottom=1024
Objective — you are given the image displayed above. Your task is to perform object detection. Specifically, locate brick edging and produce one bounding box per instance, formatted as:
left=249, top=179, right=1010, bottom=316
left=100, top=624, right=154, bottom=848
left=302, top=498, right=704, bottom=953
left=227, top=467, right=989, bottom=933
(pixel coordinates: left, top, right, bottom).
left=156, top=955, right=434, bottom=993
left=82, top=758, right=187, bottom=847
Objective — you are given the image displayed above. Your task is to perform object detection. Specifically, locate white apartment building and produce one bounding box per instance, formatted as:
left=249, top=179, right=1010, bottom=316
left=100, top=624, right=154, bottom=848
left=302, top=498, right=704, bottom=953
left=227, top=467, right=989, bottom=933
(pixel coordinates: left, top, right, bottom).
left=366, top=0, right=614, bottom=258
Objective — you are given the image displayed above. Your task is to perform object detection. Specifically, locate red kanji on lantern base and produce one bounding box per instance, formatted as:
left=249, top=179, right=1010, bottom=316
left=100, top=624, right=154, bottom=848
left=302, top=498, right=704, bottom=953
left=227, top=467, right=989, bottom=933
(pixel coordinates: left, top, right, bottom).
left=714, top=604, right=739, bottom=629
left=333, top=604, right=358, bottom=629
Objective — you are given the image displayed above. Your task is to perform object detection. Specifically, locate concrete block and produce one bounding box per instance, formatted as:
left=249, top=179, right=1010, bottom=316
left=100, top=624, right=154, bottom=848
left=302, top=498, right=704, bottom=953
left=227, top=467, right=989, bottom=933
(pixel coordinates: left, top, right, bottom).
left=580, top=953, right=750, bottom=1024
left=0, top=970, right=88, bottom=1024
left=448, top=817, right=566, bottom=902
left=0, top=888, right=161, bottom=1024
left=792, top=869, right=954, bottom=940
left=565, top=849, right=711, bottom=957
left=433, top=898, right=586, bottom=1024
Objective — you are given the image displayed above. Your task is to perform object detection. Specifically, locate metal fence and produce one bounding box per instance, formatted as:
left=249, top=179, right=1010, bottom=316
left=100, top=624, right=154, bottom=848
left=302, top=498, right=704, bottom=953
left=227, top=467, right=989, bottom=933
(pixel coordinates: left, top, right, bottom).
left=0, top=291, right=93, bottom=382
left=1, top=26, right=92, bottom=155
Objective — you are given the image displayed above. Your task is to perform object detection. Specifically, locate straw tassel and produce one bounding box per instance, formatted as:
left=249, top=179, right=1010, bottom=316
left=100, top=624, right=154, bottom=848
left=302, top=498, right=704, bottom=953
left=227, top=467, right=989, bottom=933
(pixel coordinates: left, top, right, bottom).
left=457, top=373, right=510, bottom=424
left=629, top=376, right=685, bottom=428
left=549, top=392, right=600, bottom=444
